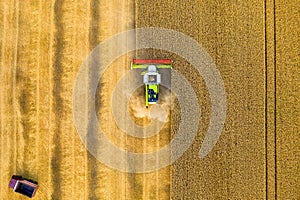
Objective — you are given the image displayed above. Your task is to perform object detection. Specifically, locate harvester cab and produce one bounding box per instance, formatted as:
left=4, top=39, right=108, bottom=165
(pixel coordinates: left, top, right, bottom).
left=131, top=59, right=172, bottom=108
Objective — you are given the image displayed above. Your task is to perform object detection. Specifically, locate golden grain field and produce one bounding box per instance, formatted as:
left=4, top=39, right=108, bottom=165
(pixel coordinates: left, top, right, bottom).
left=0, top=0, right=299, bottom=200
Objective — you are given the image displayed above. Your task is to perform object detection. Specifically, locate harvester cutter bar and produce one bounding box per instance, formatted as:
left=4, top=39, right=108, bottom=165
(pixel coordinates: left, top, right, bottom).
left=132, top=59, right=172, bottom=64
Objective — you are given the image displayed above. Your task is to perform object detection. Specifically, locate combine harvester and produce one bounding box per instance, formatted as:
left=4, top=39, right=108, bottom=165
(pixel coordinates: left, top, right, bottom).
left=8, top=175, right=38, bottom=198
left=131, top=59, right=172, bottom=108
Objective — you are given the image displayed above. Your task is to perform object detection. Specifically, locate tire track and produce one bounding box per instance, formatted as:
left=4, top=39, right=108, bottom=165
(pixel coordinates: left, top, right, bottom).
left=87, top=1, right=101, bottom=199
left=50, top=1, right=64, bottom=199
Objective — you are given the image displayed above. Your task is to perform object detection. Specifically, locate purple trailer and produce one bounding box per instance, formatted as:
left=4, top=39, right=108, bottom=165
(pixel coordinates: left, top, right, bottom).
left=9, top=175, right=38, bottom=198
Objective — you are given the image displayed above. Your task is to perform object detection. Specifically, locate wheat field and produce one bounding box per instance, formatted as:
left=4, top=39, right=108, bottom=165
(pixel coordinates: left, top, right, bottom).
left=1, top=0, right=299, bottom=200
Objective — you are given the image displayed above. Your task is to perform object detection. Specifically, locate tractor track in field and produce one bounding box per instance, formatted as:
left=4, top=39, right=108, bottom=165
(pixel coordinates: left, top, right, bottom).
left=87, top=1, right=101, bottom=199
left=51, top=0, right=64, bottom=199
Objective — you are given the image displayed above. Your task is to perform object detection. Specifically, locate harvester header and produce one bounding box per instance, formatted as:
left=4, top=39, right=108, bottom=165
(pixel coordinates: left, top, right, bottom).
left=131, top=59, right=172, bottom=69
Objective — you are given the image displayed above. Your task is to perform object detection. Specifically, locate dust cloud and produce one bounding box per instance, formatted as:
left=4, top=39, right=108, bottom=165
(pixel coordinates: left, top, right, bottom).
left=128, top=86, right=175, bottom=124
